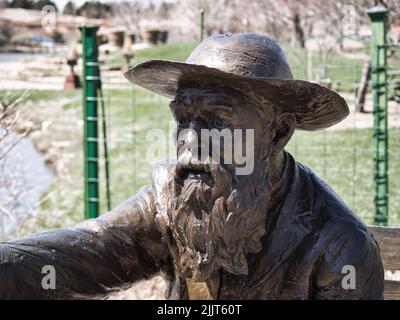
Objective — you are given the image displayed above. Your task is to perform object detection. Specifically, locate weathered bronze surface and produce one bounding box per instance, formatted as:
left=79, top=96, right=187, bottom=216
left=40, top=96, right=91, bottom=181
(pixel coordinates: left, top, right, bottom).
left=0, top=33, right=384, bottom=299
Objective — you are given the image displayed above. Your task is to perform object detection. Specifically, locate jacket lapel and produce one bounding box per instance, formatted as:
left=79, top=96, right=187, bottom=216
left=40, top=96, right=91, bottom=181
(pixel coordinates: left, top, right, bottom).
left=249, top=162, right=318, bottom=290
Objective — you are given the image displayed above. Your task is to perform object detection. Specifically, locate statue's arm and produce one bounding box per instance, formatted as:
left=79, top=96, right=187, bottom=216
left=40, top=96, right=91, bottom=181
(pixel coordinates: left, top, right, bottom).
left=311, top=224, right=384, bottom=300
left=0, top=186, right=169, bottom=299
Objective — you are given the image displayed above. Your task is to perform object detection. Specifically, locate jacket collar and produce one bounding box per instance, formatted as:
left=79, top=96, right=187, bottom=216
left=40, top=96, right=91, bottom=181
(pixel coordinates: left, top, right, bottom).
left=247, top=158, right=319, bottom=289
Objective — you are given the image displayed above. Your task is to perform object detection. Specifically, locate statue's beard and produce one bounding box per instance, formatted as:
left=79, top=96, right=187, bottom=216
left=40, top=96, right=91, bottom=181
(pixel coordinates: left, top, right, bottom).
left=167, top=160, right=270, bottom=281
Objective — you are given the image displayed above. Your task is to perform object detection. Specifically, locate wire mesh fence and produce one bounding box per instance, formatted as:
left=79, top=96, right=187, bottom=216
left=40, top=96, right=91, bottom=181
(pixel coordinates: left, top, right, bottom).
left=96, top=73, right=172, bottom=212
left=72, top=14, right=398, bottom=229
left=91, top=57, right=400, bottom=227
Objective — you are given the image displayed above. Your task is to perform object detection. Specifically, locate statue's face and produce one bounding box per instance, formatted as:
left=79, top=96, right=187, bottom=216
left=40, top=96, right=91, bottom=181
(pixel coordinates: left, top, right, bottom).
left=169, top=86, right=274, bottom=174
left=166, top=86, right=277, bottom=281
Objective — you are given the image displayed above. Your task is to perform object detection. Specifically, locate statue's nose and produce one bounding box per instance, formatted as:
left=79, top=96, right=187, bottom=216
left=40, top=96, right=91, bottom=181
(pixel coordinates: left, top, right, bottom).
left=177, top=117, right=208, bottom=159
left=184, top=128, right=198, bottom=148
left=186, top=117, right=208, bottom=145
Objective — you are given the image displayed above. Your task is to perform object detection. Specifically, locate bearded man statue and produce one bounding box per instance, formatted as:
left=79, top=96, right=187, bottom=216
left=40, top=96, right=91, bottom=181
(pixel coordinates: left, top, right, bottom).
left=0, top=33, right=384, bottom=300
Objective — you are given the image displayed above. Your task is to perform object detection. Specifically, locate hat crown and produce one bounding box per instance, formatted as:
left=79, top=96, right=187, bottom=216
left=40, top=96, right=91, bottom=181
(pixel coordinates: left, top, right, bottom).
left=186, top=33, right=293, bottom=80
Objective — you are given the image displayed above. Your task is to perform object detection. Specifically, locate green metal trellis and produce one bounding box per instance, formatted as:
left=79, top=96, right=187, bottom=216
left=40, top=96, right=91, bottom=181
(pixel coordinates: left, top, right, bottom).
left=80, top=25, right=111, bottom=219
left=368, top=6, right=389, bottom=226
left=81, top=25, right=99, bottom=219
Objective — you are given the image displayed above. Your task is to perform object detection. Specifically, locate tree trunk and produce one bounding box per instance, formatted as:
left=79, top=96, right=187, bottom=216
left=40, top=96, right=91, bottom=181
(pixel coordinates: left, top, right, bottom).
left=292, top=13, right=305, bottom=48
left=355, top=60, right=371, bottom=113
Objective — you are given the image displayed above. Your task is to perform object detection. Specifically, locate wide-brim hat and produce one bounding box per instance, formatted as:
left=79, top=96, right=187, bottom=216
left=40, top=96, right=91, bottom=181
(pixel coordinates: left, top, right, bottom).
left=125, top=33, right=349, bottom=131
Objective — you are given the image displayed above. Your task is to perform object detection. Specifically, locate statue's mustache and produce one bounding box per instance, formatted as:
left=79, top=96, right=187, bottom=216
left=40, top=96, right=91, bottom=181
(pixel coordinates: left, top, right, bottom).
left=175, top=163, right=213, bottom=185
left=175, top=152, right=234, bottom=184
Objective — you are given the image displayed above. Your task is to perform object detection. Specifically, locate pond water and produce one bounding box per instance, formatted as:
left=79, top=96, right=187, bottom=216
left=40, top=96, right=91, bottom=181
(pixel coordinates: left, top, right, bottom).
left=0, top=52, right=48, bottom=63
left=0, top=128, right=54, bottom=239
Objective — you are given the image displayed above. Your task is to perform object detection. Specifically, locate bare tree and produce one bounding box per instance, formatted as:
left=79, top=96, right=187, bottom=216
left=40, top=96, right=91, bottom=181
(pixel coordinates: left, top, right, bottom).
left=170, top=0, right=278, bottom=41
left=0, top=91, right=31, bottom=240
left=0, top=91, right=29, bottom=158
left=169, top=0, right=323, bottom=46
left=110, top=1, right=162, bottom=38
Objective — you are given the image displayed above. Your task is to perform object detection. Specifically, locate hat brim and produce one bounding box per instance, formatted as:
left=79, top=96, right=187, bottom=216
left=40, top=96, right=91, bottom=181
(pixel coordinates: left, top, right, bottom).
left=124, top=60, right=349, bottom=131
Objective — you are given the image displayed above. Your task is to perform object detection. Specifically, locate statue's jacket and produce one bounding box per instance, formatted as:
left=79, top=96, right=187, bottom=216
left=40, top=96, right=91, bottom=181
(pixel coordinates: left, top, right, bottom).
left=0, top=154, right=384, bottom=299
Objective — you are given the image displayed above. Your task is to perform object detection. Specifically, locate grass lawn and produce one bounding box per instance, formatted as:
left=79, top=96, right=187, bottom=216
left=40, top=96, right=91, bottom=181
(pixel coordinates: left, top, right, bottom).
left=287, top=129, right=400, bottom=226
left=2, top=86, right=399, bottom=234
left=2, top=41, right=399, bottom=235
left=104, top=87, right=400, bottom=226
left=108, top=42, right=197, bottom=66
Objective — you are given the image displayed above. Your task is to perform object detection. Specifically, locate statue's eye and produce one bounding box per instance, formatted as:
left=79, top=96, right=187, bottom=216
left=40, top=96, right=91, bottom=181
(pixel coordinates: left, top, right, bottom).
left=177, top=116, right=190, bottom=128
left=214, top=118, right=225, bottom=129
left=172, top=94, right=187, bottom=106
left=169, top=96, right=185, bottom=111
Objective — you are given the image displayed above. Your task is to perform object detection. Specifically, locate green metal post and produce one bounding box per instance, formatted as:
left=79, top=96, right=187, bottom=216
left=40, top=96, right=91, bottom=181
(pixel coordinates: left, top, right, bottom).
left=368, top=6, right=389, bottom=226
left=80, top=25, right=100, bottom=219
left=199, top=8, right=205, bottom=42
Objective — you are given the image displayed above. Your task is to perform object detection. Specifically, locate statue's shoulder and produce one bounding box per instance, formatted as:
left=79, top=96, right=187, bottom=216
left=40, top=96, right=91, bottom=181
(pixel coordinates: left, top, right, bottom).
left=311, top=205, right=384, bottom=299
left=295, top=165, right=384, bottom=298
left=119, top=162, right=175, bottom=224
left=300, top=163, right=381, bottom=264
left=295, top=161, right=377, bottom=248
left=151, top=162, right=175, bottom=212
left=296, top=162, right=359, bottom=220
left=132, top=185, right=158, bottom=223
left=107, top=163, right=173, bottom=235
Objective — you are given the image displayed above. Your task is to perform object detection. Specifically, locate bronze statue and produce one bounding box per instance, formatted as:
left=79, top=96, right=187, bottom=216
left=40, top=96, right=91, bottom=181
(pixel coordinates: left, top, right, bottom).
left=0, top=33, right=384, bottom=299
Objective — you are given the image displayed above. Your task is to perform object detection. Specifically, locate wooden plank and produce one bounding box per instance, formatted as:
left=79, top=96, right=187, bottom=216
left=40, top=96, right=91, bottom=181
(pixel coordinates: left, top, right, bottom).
left=368, top=226, right=400, bottom=270
left=384, top=280, right=400, bottom=300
